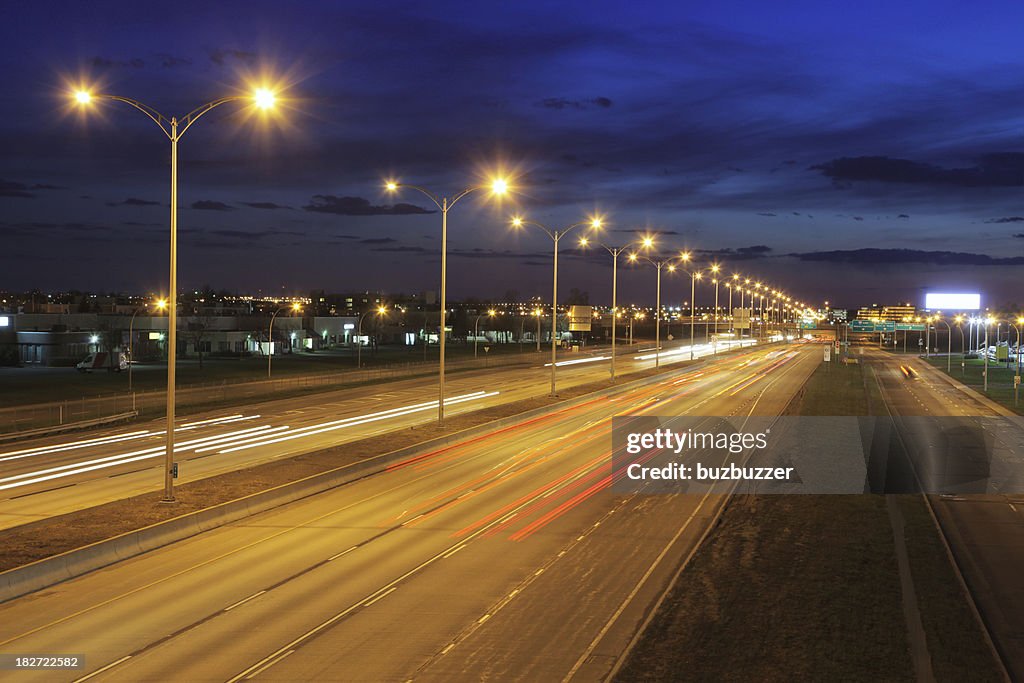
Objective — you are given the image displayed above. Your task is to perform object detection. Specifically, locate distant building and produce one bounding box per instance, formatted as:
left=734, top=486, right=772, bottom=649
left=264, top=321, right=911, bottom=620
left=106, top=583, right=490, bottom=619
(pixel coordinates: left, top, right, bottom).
left=856, top=303, right=917, bottom=322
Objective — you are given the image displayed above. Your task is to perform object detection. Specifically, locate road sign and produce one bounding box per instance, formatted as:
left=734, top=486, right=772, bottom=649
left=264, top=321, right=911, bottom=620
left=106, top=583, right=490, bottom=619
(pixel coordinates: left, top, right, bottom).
left=823, top=346, right=831, bottom=362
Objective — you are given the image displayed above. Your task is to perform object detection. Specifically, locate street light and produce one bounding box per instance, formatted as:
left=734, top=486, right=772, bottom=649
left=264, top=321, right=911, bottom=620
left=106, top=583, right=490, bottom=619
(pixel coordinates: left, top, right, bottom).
left=357, top=305, right=389, bottom=368
left=72, top=84, right=281, bottom=503
left=128, top=298, right=167, bottom=396
left=710, top=264, right=721, bottom=353
left=579, top=232, right=654, bottom=382
left=511, top=215, right=602, bottom=395
left=385, top=176, right=510, bottom=425
left=627, top=250, right=683, bottom=368
left=474, top=309, right=497, bottom=358
left=533, top=308, right=543, bottom=351
left=268, top=302, right=302, bottom=378
left=673, top=253, right=705, bottom=361
left=933, top=317, right=953, bottom=373
left=954, top=315, right=966, bottom=375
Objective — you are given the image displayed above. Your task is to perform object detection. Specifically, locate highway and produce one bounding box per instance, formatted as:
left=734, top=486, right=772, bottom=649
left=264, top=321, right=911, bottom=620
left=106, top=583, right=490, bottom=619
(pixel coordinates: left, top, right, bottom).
left=0, top=343, right=817, bottom=682
left=865, top=348, right=1024, bottom=680
left=0, top=338, right=759, bottom=530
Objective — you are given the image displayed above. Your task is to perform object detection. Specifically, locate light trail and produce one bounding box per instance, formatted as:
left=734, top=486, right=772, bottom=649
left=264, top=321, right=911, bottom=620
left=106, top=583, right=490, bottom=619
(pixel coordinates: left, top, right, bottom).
left=215, top=391, right=499, bottom=454
left=0, top=424, right=282, bottom=492
left=543, top=356, right=609, bottom=367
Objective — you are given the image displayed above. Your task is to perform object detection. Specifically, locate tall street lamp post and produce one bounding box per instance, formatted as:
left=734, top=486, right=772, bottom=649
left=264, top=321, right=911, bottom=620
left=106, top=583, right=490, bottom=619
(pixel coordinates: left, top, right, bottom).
left=268, top=303, right=302, bottom=378
left=511, top=215, right=602, bottom=395
left=628, top=251, right=683, bottom=369
left=385, top=178, right=509, bottom=425
left=357, top=306, right=388, bottom=369
left=73, top=85, right=280, bottom=503
left=474, top=309, right=496, bottom=358
left=579, top=234, right=654, bottom=382
left=128, top=298, right=167, bottom=396
left=710, top=264, right=720, bottom=353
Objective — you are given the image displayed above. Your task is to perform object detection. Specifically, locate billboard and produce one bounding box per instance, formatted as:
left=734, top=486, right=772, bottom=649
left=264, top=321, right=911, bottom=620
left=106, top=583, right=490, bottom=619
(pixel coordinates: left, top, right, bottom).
left=924, top=292, right=980, bottom=310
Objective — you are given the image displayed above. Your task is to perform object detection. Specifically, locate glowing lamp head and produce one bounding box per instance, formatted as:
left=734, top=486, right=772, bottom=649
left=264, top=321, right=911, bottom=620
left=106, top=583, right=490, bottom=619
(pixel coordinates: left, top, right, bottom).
left=578, top=236, right=589, bottom=247
left=628, top=253, right=638, bottom=262
left=668, top=264, right=676, bottom=272
left=695, top=272, right=703, bottom=280
left=154, top=299, right=168, bottom=311
left=292, top=303, right=302, bottom=312
left=74, top=90, right=92, bottom=105
left=488, top=309, right=497, bottom=317
left=491, top=178, right=509, bottom=195
left=385, top=181, right=398, bottom=192
left=590, top=217, right=603, bottom=230
left=253, top=88, right=276, bottom=110
left=377, top=306, right=388, bottom=315
left=511, top=216, right=523, bottom=228
left=679, top=251, right=691, bottom=262
left=641, top=236, right=654, bottom=249
left=711, top=264, right=720, bottom=273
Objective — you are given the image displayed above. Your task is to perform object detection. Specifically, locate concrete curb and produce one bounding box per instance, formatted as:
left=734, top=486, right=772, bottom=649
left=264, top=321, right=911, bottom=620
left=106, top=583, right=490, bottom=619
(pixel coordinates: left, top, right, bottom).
left=0, top=361, right=697, bottom=604
left=912, top=358, right=1019, bottom=418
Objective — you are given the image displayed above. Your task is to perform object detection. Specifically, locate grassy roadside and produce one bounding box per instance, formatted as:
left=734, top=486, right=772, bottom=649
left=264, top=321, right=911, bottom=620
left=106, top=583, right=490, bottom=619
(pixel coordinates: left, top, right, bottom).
left=0, top=361, right=683, bottom=572
left=616, top=359, right=1002, bottom=682
left=922, top=356, right=1022, bottom=415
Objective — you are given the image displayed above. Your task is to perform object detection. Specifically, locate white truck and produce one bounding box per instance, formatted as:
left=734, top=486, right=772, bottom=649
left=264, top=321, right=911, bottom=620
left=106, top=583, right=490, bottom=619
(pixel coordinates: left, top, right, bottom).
left=76, top=352, right=128, bottom=373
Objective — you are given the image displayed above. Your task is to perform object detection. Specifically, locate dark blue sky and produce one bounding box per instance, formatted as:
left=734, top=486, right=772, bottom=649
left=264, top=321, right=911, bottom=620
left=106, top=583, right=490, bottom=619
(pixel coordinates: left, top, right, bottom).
left=2, top=0, right=1023, bottom=308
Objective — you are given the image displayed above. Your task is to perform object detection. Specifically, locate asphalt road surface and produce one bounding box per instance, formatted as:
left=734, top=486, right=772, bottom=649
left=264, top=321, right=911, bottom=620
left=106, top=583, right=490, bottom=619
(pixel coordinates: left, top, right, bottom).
left=866, top=348, right=1024, bottom=680
left=0, top=339, right=758, bottom=529
left=0, top=344, right=817, bottom=682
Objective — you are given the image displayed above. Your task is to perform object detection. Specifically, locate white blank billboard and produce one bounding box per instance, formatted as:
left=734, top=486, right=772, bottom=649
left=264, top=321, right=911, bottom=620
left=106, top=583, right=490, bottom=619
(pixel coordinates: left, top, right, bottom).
left=925, top=293, right=980, bottom=310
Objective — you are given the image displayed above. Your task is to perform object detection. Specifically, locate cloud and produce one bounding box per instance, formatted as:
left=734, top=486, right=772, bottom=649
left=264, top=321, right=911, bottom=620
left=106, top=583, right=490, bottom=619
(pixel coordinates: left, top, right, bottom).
left=205, top=229, right=303, bottom=241
left=191, top=200, right=234, bottom=211
left=0, top=179, right=65, bottom=198
left=106, top=197, right=161, bottom=207
left=89, top=55, right=145, bottom=68
left=156, top=53, right=191, bottom=68
left=539, top=97, right=613, bottom=110
left=791, top=248, right=1024, bottom=266
left=812, top=154, right=1024, bottom=189
left=0, top=179, right=35, bottom=198
left=360, top=237, right=396, bottom=244
left=1014, top=234, right=1024, bottom=239
left=303, top=195, right=434, bottom=216
left=613, top=228, right=681, bottom=235
left=370, top=245, right=431, bottom=253
left=242, top=201, right=291, bottom=210
left=690, top=245, right=774, bottom=261
left=984, top=216, right=1024, bottom=224
left=756, top=212, right=777, bottom=217
left=209, top=49, right=258, bottom=66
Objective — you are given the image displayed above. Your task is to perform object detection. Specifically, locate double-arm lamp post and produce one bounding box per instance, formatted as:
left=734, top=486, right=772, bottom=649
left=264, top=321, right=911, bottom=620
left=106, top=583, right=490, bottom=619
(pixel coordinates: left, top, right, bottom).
left=627, top=251, right=698, bottom=368
left=511, top=215, right=602, bottom=395
left=268, top=303, right=302, bottom=378
left=385, top=178, right=509, bottom=425
left=73, top=85, right=280, bottom=503
left=579, top=233, right=655, bottom=382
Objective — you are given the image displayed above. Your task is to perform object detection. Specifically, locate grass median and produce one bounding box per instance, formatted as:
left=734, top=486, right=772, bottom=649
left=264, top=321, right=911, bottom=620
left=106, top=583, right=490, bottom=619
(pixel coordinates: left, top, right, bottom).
left=616, top=358, right=1002, bottom=682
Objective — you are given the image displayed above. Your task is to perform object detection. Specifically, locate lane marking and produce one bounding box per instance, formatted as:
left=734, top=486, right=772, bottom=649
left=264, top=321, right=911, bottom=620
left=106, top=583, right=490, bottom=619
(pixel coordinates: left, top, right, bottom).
left=224, top=591, right=266, bottom=612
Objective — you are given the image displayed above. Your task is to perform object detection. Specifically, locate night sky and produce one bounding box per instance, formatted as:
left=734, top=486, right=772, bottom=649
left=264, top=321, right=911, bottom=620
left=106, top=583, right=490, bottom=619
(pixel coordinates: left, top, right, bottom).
left=3, top=0, right=1023, bottom=309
